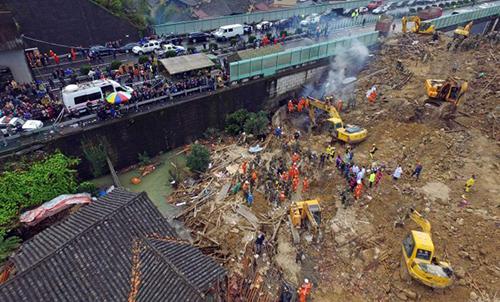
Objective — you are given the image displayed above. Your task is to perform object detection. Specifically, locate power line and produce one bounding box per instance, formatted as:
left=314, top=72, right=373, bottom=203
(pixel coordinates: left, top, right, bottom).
left=20, top=34, right=89, bottom=50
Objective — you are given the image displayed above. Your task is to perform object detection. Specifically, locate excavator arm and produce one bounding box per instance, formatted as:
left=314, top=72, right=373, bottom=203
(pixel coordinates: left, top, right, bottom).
left=409, top=208, right=431, bottom=235
left=307, top=97, right=342, bottom=121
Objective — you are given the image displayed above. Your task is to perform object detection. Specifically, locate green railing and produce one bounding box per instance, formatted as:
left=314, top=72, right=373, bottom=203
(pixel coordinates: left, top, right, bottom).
left=424, top=4, right=500, bottom=28
left=154, top=0, right=371, bottom=35
left=229, top=31, right=379, bottom=81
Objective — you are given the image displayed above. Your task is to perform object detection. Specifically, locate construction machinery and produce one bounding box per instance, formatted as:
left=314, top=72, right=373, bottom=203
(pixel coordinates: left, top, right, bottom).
left=454, top=21, right=473, bottom=39
left=424, top=77, right=468, bottom=108
left=402, top=16, right=435, bottom=35
left=307, top=97, right=367, bottom=143
left=289, top=199, right=321, bottom=243
left=400, top=209, right=454, bottom=288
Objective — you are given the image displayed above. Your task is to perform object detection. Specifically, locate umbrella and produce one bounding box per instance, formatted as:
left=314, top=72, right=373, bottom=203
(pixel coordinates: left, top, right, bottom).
left=106, top=91, right=131, bottom=104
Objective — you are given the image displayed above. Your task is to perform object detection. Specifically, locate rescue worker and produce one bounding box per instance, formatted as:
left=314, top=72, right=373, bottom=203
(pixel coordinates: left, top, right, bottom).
left=242, top=180, right=250, bottom=197
left=288, top=100, right=294, bottom=113
left=251, top=170, right=258, bottom=185
left=465, top=175, right=476, bottom=192
left=411, top=162, right=423, bottom=180
left=369, top=170, right=376, bottom=188
left=247, top=192, right=254, bottom=207
left=354, top=181, right=363, bottom=199
left=374, top=168, right=383, bottom=189
left=302, top=177, right=309, bottom=193
left=369, top=143, right=378, bottom=160
left=292, top=152, right=300, bottom=164
left=242, top=161, right=248, bottom=175
left=298, top=279, right=313, bottom=302
left=292, top=176, right=299, bottom=192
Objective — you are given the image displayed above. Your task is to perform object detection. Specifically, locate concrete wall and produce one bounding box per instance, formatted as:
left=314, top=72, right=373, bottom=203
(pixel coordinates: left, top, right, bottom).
left=4, top=0, right=141, bottom=53
left=0, top=50, right=33, bottom=83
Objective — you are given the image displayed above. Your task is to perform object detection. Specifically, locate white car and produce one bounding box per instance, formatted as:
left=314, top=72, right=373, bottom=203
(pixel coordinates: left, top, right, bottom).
left=256, top=21, right=273, bottom=31
left=155, top=44, right=185, bottom=56
left=0, top=117, right=43, bottom=136
left=373, top=5, right=390, bottom=14
left=132, top=40, right=161, bottom=55
left=358, top=7, right=369, bottom=14
left=300, top=14, right=320, bottom=26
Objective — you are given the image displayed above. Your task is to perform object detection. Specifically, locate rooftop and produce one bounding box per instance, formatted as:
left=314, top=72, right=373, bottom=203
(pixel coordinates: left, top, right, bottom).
left=0, top=188, right=225, bottom=302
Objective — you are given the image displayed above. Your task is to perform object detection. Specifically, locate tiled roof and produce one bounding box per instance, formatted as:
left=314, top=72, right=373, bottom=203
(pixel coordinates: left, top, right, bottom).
left=0, top=188, right=225, bottom=302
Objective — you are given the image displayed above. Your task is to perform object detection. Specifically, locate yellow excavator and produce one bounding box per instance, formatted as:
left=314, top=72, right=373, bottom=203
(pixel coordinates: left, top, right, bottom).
left=289, top=199, right=321, bottom=244
left=307, top=97, right=367, bottom=143
left=400, top=209, right=454, bottom=288
left=402, top=16, right=435, bottom=34
left=425, top=77, right=468, bottom=106
left=454, top=21, right=473, bottom=39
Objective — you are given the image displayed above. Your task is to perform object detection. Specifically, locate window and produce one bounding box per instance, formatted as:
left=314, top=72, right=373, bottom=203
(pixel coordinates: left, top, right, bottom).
left=74, top=92, right=103, bottom=105
left=416, top=249, right=431, bottom=261
left=403, top=234, right=414, bottom=258
left=229, top=28, right=233, bottom=32
left=224, top=29, right=228, bottom=33
left=115, top=86, right=127, bottom=92
left=101, top=85, right=114, bottom=97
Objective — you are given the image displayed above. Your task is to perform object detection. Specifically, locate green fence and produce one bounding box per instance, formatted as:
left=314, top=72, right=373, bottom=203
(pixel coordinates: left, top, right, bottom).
left=424, top=4, right=500, bottom=29
left=154, top=0, right=371, bottom=35
left=229, top=31, right=379, bottom=81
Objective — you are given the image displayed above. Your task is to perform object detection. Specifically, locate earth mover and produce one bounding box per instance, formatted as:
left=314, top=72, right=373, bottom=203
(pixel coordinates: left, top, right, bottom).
left=454, top=21, right=473, bottom=39
left=402, top=16, right=435, bottom=35
left=424, top=77, right=468, bottom=118
left=289, top=199, right=321, bottom=244
left=307, top=97, right=367, bottom=143
left=401, top=209, right=454, bottom=288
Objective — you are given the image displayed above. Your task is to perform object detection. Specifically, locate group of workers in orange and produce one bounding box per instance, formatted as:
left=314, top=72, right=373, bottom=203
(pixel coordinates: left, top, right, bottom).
left=288, top=97, right=310, bottom=113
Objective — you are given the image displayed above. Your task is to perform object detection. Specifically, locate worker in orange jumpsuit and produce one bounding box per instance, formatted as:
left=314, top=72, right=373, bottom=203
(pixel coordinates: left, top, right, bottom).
left=302, top=177, right=309, bottom=193
left=242, top=161, right=248, bottom=174
left=251, top=170, right=258, bottom=185
left=298, top=279, right=313, bottom=302
left=292, top=152, right=300, bottom=164
left=304, top=97, right=309, bottom=109
left=292, top=176, right=299, bottom=192
left=288, top=100, right=294, bottom=113
left=297, top=101, right=303, bottom=112
left=354, top=181, right=363, bottom=199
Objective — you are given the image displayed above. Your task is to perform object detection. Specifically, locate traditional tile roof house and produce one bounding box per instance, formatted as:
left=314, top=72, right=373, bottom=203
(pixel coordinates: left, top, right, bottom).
left=0, top=188, right=225, bottom=302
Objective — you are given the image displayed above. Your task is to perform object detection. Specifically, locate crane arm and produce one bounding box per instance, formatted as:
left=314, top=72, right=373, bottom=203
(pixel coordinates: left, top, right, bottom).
left=409, top=209, right=431, bottom=234
left=307, top=97, right=342, bottom=120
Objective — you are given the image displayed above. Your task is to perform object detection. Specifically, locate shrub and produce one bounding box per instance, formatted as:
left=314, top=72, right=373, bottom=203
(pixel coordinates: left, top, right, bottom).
left=138, top=151, right=151, bottom=166
left=164, top=50, right=177, bottom=58
left=0, top=235, right=21, bottom=263
left=80, top=64, right=92, bottom=76
left=110, top=60, right=122, bottom=70
left=138, top=55, right=150, bottom=64
left=186, top=144, right=211, bottom=174
left=225, top=109, right=250, bottom=135
left=248, top=35, right=257, bottom=44
left=76, top=181, right=98, bottom=195
left=243, top=111, right=269, bottom=136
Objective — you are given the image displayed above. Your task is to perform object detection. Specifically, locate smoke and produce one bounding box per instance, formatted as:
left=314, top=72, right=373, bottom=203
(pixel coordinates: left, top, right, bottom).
left=302, top=39, right=370, bottom=100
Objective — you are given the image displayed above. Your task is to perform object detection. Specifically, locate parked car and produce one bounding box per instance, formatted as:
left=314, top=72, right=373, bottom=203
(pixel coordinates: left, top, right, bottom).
left=155, top=44, right=186, bottom=57
left=243, top=25, right=253, bottom=34
left=0, top=117, right=43, bottom=136
left=300, top=14, right=320, bottom=26
left=213, top=24, right=244, bottom=40
left=407, top=0, right=417, bottom=6
left=368, top=0, right=384, bottom=10
left=89, top=45, right=115, bottom=57
left=118, top=43, right=140, bottom=53
left=373, top=5, right=390, bottom=13
left=358, top=6, right=370, bottom=14
left=162, top=34, right=183, bottom=45
left=256, top=21, right=273, bottom=31
left=132, top=40, right=161, bottom=55
left=396, top=0, right=408, bottom=7
left=188, top=32, right=210, bottom=43
left=342, top=8, right=354, bottom=16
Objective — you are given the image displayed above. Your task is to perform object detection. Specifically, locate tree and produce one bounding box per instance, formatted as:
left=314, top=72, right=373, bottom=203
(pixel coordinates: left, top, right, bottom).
left=0, top=235, right=21, bottom=262
left=186, top=144, right=211, bottom=174
left=225, top=109, right=250, bottom=135
left=244, top=111, right=269, bottom=136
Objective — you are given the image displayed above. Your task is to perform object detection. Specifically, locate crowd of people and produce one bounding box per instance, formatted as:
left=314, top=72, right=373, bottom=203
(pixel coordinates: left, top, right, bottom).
left=0, top=80, right=63, bottom=124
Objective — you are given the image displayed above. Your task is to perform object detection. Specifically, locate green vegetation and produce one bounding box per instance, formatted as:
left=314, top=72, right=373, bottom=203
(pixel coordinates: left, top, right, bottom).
left=186, top=144, right=211, bottom=174
left=81, top=137, right=114, bottom=178
left=80, top=64, right=92, bottom=76
left=0, top=235, right=21, bottom=262
left=164, top=50, right=177, bottom=58
left=92, top=0, right=150, bottom=28
left=225, top=109, right=269, bottom=136
left=76, top=181, right=98, bottom=195
left=0, top=152, right=79, bottom=236
left=110, top=60, right=122, bottom=70
left=138, top=55, right=150, bottom=64
left=137, top=151, right=151, bottom=166
left=248, top=35, right=257, bottom=44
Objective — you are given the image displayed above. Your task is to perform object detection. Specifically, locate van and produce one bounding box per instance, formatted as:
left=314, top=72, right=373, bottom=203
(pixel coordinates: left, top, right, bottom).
left=62, top=79, right=134, bottom=113
left=213, top=24, right=244, bottom=41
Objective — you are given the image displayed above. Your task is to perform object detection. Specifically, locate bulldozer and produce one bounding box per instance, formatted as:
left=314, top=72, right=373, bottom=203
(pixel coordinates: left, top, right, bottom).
left=424, top=77, right=468, bottom=118
left=307, top=97, right=367, bottom=144
left=402, top=16, right=435, bottom=35
left=400, top=209, right=454, bottom=288
left=289, top=199, right=321, bottom=244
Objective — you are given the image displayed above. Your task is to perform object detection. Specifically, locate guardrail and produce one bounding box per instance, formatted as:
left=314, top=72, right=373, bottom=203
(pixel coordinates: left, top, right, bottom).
left=229, top=31, right=379, bottom=81
left=424, top=4, right=500, bottom=28
left=154, top=0, right=372, bottom=35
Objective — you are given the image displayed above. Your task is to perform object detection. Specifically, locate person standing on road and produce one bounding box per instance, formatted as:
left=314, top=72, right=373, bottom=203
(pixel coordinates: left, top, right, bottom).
left=411, top=162, right=423, bottom=180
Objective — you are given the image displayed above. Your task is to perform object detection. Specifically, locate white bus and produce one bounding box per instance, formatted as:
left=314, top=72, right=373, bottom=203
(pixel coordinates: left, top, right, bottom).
left=61, top=79, right=133, bottom=113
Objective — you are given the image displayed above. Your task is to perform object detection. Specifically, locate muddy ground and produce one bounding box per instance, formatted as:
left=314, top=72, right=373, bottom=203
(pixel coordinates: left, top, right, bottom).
left=175, top=33, right=499, bottom=301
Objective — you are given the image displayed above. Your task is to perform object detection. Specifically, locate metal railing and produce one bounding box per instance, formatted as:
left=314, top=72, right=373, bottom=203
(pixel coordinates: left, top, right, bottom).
left=424, top=3, right=500, bottom=28
left=229, top=31, right=379, bottom=81
left=154, top=0, right=373, bottom=35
